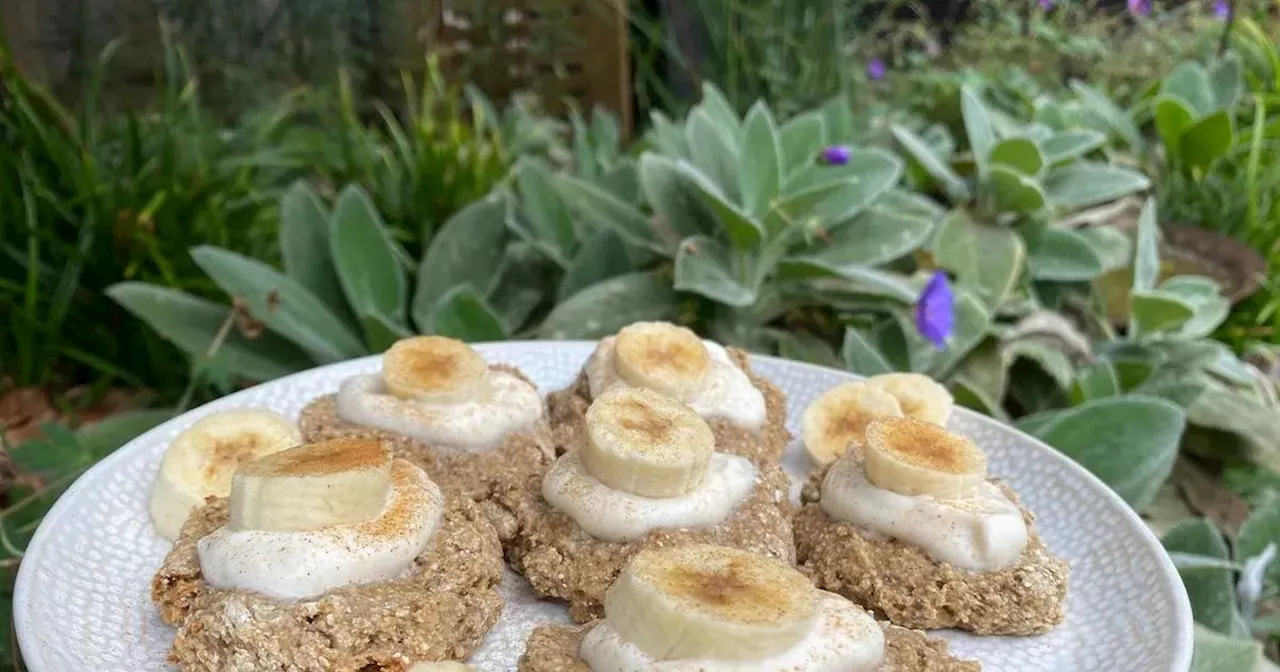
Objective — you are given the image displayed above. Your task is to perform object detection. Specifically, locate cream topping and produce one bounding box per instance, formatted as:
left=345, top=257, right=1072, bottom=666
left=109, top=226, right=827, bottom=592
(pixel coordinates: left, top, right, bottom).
left=586, top=338, right=766, bottom=432
left=197, top=461, right=443, bottom=600
left=820, top=455, right=1028, bottom=572
left=335, top=370, right=543, bottom=452
left=579, top=591, right=884, bottom=671
left=542, top=451, right=757, bottom=542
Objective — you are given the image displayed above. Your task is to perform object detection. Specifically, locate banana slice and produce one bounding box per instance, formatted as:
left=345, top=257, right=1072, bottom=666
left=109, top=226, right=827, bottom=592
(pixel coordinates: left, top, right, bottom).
left=614, top=321, right=712, bottom=399
left=865, top=372, right=954, bottom=425
left=382, top=335, right=488, bottom=403
left=149, top=408, right=301, bottom=541
left=407, top=663, right=475, bottom=672
left=581, top=387, right=715, bottom=498
left=228, top=438, right=393, bottom=532
left=603, top=544, right=819, bottom=662
left=801, top=382, right=904, bottom=466
left=863, top=417, right=987, bottom=499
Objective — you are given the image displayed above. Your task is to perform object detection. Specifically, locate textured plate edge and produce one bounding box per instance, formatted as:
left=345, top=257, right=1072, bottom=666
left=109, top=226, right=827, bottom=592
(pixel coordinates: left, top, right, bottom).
left=13, top=341, right=1194, bottom=672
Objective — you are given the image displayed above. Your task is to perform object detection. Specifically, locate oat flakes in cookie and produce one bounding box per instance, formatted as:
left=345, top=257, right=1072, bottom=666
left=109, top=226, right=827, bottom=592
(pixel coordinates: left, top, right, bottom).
left=500, top=387, right=795, bottom=623
left=517, top=544, right=981, bottom=671
left=298, top=335, right=554, bottom=541
left=795, top=415, right=1069, bottom=635
left=546, top=321, right=789, bottom=465
left=151, top=439, right=504, bottom=671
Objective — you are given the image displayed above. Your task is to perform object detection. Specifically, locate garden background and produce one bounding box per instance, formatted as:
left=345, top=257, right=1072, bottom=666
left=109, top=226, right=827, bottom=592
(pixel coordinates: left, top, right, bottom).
left=3, top=0, right=1280, bottom=669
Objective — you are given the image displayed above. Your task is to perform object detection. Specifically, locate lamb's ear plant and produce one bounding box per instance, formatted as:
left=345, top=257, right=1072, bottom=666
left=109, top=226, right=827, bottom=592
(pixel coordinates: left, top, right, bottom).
left=1163, top=507, right=1280, bottom=672
left=534, top=84, right=936, bottom=352
left=1149, top=56, right=1243, bottom=178
left=108, top=181, right=529, bottom=388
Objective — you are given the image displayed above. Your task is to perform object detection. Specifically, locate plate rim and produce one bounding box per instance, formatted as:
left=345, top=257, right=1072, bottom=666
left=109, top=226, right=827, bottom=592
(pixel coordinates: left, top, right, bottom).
left=14, top=340, right=1195, bottom=672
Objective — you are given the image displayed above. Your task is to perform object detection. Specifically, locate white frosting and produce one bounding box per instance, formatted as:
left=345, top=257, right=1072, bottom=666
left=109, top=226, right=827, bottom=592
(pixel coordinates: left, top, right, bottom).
left=197, top=462, right=443, bottom=600
left=820, top=456, right=1028, bottom=572
left=335, top=370, right=543, bottom=452
left=586, top=338, right=767, bottom=432
left=579, top=591, right=884, bottom=671
left=542, top=451, right=757, bottom=542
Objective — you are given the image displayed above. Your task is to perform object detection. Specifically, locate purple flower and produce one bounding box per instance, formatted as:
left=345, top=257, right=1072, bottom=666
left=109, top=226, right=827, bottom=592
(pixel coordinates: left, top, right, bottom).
left=821, top=145, right=852, bottom=166
left=866, top=58, right=886, bottom=81
left=1213, top=0, right=1230, bottom=19
left=1127, top=0, right=1150, bottom=16
left=1038, top=0, right=1055, bottom=10
left=916, top=271, right=955, bottom=349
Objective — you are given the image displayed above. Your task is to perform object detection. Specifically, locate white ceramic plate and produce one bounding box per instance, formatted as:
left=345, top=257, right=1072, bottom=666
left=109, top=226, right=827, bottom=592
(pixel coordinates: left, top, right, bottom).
left=15, top=342, right=1193, bottom=671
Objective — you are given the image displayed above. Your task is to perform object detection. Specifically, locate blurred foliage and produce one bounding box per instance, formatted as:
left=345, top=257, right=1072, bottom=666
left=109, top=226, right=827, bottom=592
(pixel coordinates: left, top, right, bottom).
left=0, top=35, right=294, bottom=398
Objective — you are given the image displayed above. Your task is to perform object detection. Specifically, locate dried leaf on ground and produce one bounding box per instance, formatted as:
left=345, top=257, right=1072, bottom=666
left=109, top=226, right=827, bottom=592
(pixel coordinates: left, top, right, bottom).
left=1174, top=458, right=1253, bottom=538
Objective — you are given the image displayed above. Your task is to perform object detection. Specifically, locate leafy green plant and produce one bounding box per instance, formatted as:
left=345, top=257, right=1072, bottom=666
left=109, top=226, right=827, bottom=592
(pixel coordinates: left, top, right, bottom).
left=523, top=85, right=936, bottom=354
left=108, top=182, right=541, bottom=389
left=1150, top=57, right=1243, bottom=178
left=1164, top=506, right=1280, bottom=672
left=868, top=84, right=1151, bottom=386
left=292, top=60, right=525, bottom=260
left=0, top=34, right=298, bottom=398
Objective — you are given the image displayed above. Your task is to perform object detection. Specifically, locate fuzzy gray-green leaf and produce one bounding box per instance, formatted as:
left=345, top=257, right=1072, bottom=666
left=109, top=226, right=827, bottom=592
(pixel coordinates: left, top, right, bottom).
left=686, top=108, right=741, bottom=200
left=780, top=112, right=825, bottom=176
left=539, top=271, right=677, bottom=340
left=1237, top=500, right=1280, bottom=587
left=1024, top=226, right=1105, bottom=281
left=1070, top=80, right=1144, bottom=149
left=639, top=153, right=713, bottom=239
left=891, top=125, right=971, bottom=203
left=1191, top=625, right=1264, bottom=672
left=107, top=282, right=313, bottom=381
left=1209, top=53, right=1244, bottom=111
left=778, top=261, right=918, bottom=303
left=431, top=285, right=508, bottom=342
left=555, top=173, right=668, bottom=254
left=558, top=229, right=633, bottom=302
left=1079, top=226, right=1133, bottom=272
left=1163, top=519, right=1251, bottom=638
left=1071, top=361, right=1121, bottom=403
left=1043, top=162, right=1152, bottom=211
left=279, top=181, right=347, bottom=315
left=674, top=236, right=756, bottom=307
left=1131, top=290, right=1197, bottom=334
left=1162, top=61, right=1216, bottom=117
left=676, top=160, right=764, bottom=249
left=190, top=246, right=366, bottom=362
left=989, top=137, right=1045, bottom=176
left=1041, top=130, right=1107, bottom=165
left=960, top=85, right=996, bottom=170
left=932, top=211, right=1025, bottom=309
left=1133, top=198, right=1161, bottom=293
left=792, top=205, right=933, bottom=270
left=1181, top=111, right=1234, bottom=172
left=988, top=164, right=1048, bottom=213
left=842, top=328, right=894, bottom=375
left=1155, top=94, right=1197, bottom=158
left=924, top=288, right=993, bottom=378
left=330, top=185, right=407, bottom=325
left=360, top=312, right=412, bottom=353
left=740, top=102, right=783, bottom=217
left=1034, top=395, right=1185, bottom=509
left=413, top=192, right=510, bottom=331
left=515, top=158, right=577, bottom=264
